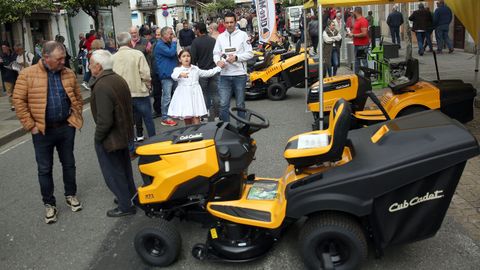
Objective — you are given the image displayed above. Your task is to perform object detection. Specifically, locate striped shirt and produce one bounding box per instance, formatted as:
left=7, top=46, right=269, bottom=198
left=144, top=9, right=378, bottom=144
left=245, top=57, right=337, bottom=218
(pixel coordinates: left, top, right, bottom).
left=45, top=68, right=71, bottom=123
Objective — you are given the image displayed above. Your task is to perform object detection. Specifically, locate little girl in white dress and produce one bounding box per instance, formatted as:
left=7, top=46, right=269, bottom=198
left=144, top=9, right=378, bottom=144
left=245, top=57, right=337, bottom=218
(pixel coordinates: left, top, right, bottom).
left=168, top=50, right=222, bottom=125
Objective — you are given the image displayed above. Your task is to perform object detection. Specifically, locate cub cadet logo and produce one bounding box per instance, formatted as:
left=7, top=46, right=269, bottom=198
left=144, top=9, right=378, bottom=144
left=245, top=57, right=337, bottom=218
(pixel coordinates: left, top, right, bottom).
left=257, top=0, right=271, bottom=40
left=179, top=133, right=203, bottom=141
left=334, top=83, right=350, bottom=89
left=289, top=66, right=303, bottom=73
left=388, top=190, right=444, bottom=213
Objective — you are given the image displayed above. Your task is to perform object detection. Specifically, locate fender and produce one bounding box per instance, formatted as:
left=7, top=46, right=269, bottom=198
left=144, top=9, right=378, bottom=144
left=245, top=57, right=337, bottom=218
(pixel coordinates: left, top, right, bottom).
left=286, top=192, right=372, bottom=218
left=382, top=81, right=440, bottom=118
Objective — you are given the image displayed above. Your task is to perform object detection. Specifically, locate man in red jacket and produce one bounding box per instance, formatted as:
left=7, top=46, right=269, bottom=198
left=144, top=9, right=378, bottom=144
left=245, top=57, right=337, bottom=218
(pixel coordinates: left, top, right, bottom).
left=85, top=30, right=97, bottom=51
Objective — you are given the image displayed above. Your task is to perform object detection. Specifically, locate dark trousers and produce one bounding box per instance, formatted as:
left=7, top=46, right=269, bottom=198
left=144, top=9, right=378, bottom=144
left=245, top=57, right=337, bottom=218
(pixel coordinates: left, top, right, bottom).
left=94, top=142, right=136, bottom=212
left=32, top=125, right=77, bottom=206
left=151, top=77, right=162, bottom=115
left=134, top=114, right=143, bottom=138
left=132, top=96, right=156, bottom=138
left=390, top=26, right=401, bottom=45
left=199, top=74, right=219, bottom=121
left=311, top=35, right=319, bottom=53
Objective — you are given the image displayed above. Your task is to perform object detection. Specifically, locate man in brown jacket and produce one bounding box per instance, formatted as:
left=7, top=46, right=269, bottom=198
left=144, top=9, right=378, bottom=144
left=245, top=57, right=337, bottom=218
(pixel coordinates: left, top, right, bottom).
left=89, top=49, right=136, bottom=217
left=13, top=41, right=83, bottom=224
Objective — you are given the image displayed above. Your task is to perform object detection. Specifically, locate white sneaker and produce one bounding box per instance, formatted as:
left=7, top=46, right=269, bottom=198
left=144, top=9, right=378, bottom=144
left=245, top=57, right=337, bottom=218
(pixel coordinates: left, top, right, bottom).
left=81, top=82, right=90, bottom=90
left=134, top=136, right=145, bottom=142
left=65, top=196, right=83, bottom=212
left=45, top=204, right=58, bottom=224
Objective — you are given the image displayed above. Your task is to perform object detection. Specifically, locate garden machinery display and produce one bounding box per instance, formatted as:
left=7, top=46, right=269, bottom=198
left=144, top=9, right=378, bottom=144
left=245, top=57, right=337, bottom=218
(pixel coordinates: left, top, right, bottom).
left=307, top=58, right=476, bottom=130
left=132, top=99, right=479, bottom=269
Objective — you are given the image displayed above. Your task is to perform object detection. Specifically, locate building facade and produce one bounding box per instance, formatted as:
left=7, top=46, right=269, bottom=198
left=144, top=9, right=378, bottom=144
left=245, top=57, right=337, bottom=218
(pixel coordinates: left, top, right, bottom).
left=1, top=1, right=131, bottom=59
left=130, top=0, right=200, bottom=29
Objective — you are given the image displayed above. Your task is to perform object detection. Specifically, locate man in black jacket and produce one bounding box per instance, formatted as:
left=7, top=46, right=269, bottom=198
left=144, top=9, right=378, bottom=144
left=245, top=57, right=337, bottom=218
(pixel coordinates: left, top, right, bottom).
left=178, top=21, right=196, bottom=50
left=409, top=3, right=433, bottom=56
left=191, top=22, right=218, bottom=121
left=387, top=6, right=404, bottom=47
left=89, top=49, right=136, bottom=217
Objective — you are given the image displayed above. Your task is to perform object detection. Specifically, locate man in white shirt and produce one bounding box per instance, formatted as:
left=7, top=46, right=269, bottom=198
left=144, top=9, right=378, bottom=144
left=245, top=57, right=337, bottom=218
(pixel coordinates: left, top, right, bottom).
left=13, top=44, right=34, bottom=70
left=213, top=12, right=254, bottom=122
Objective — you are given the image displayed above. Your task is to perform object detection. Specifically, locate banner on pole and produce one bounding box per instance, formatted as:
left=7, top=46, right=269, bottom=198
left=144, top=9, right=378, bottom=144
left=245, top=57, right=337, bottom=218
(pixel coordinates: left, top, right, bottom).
left=255, top=0, right=278, bottom=43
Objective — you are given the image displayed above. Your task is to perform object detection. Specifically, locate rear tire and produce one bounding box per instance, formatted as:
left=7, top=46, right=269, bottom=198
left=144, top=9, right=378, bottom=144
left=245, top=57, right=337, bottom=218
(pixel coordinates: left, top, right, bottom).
left=397, top=106, right=428, bottom=118
left=299, top=212, right=367, bottom=270
left=134, top=220, right=181, bottom=267
left=267, top=83, right=287, bottom=101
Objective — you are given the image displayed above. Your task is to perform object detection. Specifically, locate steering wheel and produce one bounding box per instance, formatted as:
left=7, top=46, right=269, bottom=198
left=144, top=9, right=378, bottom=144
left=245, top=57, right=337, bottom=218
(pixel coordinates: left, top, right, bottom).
left=229, top=107, right=269, bottom=132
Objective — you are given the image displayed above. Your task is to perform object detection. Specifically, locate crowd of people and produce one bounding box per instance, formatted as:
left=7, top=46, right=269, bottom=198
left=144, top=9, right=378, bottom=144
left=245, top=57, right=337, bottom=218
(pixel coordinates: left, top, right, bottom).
left=7, top=11, right=253, bottom=223
left=0, top=1, right=457, bottom=224
left=296, top=0, right=455, bottom=76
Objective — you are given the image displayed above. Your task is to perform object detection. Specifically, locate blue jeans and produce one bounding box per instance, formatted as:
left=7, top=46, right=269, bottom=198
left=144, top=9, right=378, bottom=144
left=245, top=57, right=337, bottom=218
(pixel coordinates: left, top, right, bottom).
left=95, top=142, right=136, bottom=212
left=32, top=125, right=77, bottom=206
left=415, top=31, right=432, bottom=55
left=161, top=79, right=174, bottom=120
left=331, top=48, right=340, bottom=76
left=218, top=75, right=248, bottom=122
left=199, top=74, right=219, bottom=121
left=82, top=58, right=91, bottom=83
left=354, top=45, right=369, bottom=74
left=435, top=24, right=453, bottom=51
left=424, top=30, right=434, bottom=51
left=390, top=26, right=401, bottom=45
left=132, top=96, right=155, bottom=138
left=416, top=32, right=426, bottom=54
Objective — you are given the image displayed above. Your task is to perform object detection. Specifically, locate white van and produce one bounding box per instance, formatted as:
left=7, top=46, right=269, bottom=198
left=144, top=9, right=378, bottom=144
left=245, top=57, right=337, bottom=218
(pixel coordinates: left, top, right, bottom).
left=285, top=5, right=303, bottom=32
left=285, top=5, right=303, bottom=42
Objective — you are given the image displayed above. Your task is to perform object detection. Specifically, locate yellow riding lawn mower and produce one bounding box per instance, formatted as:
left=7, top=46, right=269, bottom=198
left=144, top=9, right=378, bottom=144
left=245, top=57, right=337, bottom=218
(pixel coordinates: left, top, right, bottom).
left=132, top=100, right=479, bottom=269
left=246, top=46, right=319, bottom=101
left=307, top=58, right=477, bottom=130
left=247, top=41, right=292, bottom=72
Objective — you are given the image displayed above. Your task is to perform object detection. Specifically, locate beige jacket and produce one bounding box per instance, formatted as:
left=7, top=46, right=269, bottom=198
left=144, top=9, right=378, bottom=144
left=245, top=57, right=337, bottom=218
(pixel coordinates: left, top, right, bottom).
left=112, top=46, right=151, bottom=97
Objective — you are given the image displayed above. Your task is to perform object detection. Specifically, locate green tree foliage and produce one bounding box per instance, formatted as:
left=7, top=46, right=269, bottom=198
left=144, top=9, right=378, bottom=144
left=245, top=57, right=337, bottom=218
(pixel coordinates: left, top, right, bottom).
left=59, top=0, right=120, bottom=30
left=285, top=0, right=307, bottom=7
left=0, top=0, right=54, bottom=24
left=201, top=3, right=220, bottom=16
left=217, top=0, right=235, bottom=11
left=201, top=0, right=235, bottom=17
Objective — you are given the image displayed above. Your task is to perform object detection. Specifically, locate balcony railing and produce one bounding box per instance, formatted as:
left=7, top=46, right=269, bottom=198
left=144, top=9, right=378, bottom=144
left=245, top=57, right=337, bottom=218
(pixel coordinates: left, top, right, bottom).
left=136, top=0, right=157, bottom=9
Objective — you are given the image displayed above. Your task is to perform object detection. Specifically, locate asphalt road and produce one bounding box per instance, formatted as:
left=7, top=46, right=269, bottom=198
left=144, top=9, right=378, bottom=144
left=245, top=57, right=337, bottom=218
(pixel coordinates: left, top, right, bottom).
left=1, top=88, right=479, bottom=270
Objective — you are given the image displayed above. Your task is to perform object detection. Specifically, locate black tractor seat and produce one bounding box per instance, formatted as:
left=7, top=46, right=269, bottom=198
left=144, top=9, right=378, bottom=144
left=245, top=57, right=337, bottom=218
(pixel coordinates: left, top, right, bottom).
left=388, top=58, right=419, bottom=94
left=284, top=99, right=352, bottom=168
left=252, top=52, right=273, bottom=71
left=272, top=48, right=287, bottom=55
left=280, top=51, right=297, bottom=61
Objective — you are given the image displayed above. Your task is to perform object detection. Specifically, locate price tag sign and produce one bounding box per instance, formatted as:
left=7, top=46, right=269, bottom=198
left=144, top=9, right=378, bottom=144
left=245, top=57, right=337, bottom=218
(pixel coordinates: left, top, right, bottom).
left=297, top=134, right=329, bottom=149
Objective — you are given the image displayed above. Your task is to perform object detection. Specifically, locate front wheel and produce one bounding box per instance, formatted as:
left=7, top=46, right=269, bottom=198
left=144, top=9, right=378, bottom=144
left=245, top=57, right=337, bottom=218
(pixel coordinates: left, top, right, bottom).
left=299, top=212, right=367, bottom=270
left=267, top=83, right=287, bottom=101
left=134, top=220, right=181, bottom=266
